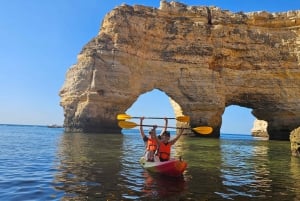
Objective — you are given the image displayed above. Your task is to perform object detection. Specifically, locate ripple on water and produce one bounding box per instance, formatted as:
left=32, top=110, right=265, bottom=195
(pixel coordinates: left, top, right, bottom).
left=1, top=127, right=300, bottom=200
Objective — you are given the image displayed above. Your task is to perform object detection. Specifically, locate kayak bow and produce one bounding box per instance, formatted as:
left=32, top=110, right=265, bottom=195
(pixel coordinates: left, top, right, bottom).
left=139, top=157, right=187, bottom=177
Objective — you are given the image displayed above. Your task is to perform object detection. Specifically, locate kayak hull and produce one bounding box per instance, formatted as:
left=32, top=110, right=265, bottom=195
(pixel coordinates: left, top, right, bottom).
left=139, top=157, right=187, bottom=177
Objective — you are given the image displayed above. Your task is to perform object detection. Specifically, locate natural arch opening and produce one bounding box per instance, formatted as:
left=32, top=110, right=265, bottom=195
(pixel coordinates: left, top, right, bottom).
left=221, top=105, right=256, bottom=135
left=125, top=89, right=177, bottom=129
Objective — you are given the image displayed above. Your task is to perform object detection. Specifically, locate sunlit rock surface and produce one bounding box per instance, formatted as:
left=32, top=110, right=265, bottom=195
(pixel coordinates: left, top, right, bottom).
left=60, top=1, right=300, bottom=140
left=251, top=119, right=268, bottom=138
left=290, top=127, right=300, bottom=157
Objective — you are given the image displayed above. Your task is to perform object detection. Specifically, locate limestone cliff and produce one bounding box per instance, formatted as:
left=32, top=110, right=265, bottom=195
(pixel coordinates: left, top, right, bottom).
left=60, top=1, right=300, bottom=140
left=290, top=127, right=300, bottom=156
left=251, top=119, right=268, bottom=138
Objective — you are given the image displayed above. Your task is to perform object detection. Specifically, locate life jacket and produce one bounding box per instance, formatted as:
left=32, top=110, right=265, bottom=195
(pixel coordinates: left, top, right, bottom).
left=158, top=142, right=171, bottom=161
left=147, top=138, right=157, bottom=151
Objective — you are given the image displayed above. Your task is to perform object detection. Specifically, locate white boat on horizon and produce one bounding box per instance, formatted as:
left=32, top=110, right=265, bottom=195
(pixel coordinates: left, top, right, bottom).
left=47, top=124, right=63, bottom=128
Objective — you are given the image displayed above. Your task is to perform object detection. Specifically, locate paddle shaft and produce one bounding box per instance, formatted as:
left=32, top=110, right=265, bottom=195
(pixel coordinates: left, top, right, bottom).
left=118, top=121, right=213, bottom=134
left=130, top=117, right=176, bottom=120
left=139, top=124, right=189, bottom=130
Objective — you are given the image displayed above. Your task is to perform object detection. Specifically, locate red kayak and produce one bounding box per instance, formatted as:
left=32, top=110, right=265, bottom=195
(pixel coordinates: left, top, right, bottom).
left=139, top=157, right=187, bottom=177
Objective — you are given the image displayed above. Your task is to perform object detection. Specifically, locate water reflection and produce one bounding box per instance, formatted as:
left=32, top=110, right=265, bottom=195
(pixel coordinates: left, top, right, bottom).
left=179, top=137, right=224, bottom=200
left=53, top=132, right=300, bottom=200
left=290, top=157, right=300, bottom=201
left=141, top=172, right=186, bottom=199
left=215, top=136, right=300, bottom=201
left=54, top=131, right=188, bottom=200
left=119, top=131, right=187, bottom=200
left=54, top=133, right=123, bottom=200
left=217, top=138, right=272, bottom=200
left=264, top=141, right=300, bottom=200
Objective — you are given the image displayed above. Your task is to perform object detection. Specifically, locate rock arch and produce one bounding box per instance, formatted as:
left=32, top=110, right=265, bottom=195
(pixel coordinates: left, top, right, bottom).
left=60, top=1, right=300, bottom=140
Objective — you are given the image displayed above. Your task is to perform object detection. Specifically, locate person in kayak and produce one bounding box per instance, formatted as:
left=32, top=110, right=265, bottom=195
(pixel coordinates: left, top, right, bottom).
left=139, top=117, right=168, bottom=162
left=154, top=128, right=185, bottom=162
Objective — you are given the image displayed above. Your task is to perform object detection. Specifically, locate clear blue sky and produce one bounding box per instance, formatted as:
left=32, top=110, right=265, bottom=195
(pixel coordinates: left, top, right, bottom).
left=0, top=1, right=299, bottom=133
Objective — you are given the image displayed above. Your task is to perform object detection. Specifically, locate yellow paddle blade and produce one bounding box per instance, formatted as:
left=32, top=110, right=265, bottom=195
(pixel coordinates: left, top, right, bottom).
left=117, top=114, right=131, bottom=120
left=175, top=116, right=190, bottom=122
left=192, top=126, right=213, bottom=135
left=118, top=121, right=138, bottom=129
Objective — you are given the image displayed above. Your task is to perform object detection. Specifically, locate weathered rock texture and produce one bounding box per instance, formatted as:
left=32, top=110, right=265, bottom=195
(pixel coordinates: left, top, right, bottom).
left=60, top=1, right=300, bottom=140
left=290, top=127, right=300, bottom=156
left=251, top=119, right=268, bottom=138
left=170, top=98, right=190, bottom=134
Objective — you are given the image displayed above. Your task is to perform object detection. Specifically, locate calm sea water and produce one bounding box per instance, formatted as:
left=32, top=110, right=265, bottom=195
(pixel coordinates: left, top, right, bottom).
left=0, top=124, right=299, bottom=201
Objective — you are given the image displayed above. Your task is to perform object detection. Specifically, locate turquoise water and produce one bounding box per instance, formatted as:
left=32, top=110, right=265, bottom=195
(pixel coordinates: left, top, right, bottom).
left=0, top=124, right=299, bottom=200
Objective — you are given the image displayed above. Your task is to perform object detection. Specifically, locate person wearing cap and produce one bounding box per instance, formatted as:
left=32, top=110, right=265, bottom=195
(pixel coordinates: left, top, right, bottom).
left=139, top=117, right=168, bottom=162
left=154, top=128, right=185, bottom=162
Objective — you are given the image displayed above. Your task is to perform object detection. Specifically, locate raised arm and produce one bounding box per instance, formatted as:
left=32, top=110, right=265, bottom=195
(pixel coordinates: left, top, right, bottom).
left=170, top=128, right=184, bottom=145
left=151, top=125, right=161, bottom=145
left=139, top=117, right=146, bottom=139
left=159, top=117, right=168, bottom=135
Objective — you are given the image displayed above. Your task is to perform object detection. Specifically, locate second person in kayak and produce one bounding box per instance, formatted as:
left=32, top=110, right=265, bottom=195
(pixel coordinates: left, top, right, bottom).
left=154, top=128, right=185, bottom=162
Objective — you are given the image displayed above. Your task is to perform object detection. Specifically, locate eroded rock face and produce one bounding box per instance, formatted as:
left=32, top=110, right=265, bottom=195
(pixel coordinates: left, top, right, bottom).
left=290, top=128, right=300, bottom=156
left=251, top=119, right=268, bottom=138
left=60, top=1, right=300, bottom=139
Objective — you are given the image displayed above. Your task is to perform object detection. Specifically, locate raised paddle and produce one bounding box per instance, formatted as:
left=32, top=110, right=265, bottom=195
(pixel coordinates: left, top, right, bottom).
left=118, top=121, right=213, bottom=135
left=117, top=113, right=190, bottom=122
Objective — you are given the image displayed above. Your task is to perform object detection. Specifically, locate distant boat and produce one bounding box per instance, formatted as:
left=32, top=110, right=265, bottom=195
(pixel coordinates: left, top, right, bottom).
left=47, top=124, right=63, bottom=128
